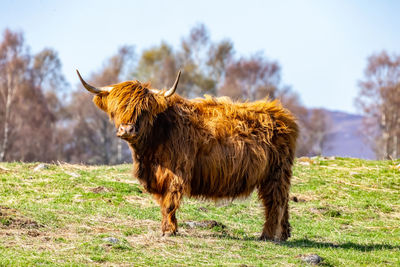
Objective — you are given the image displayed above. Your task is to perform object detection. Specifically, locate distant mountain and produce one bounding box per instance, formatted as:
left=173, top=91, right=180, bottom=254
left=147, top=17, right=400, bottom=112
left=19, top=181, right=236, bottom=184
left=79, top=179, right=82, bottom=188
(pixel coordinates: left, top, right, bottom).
left=321, top=110, right=375, bottom=159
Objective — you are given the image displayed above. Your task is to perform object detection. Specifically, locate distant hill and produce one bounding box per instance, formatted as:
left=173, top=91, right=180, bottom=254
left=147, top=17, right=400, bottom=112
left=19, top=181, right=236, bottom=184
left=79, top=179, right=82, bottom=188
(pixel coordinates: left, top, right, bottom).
left=322, top=110, right=375, bottom=159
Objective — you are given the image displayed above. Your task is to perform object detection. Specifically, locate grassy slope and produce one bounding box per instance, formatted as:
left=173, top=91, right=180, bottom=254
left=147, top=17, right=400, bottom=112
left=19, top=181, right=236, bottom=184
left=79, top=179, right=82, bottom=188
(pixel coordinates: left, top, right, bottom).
left=0, top=157, right=399, bottom=266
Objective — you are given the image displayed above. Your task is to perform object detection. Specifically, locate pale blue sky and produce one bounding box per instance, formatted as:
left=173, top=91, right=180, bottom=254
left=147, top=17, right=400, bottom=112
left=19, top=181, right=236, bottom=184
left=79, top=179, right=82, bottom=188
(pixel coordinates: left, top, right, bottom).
left=1, top=0, right=399, bottom=113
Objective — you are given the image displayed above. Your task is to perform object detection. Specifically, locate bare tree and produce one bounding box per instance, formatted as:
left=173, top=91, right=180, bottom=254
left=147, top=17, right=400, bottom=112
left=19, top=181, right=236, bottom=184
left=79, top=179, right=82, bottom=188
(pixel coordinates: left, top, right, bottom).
left=31, top=48, right=68, bottom=94
left=356, top=51, right=400, bottom=159
left=134, top=24, right=234, bottom=98
left=307, top=109, right=331, bottom=156
left=0, top=29, right=68, bottom=162
left=206, top=39, right=234, bottom=85
left=178, top=24, right=219, bottom=96
left=134, top=43, right=178, bottom=90
left=0, top=29, right=28, bottom=161
left=32, top=48, right=69, bottom=160
left=219, top=54, right=280, bottom=101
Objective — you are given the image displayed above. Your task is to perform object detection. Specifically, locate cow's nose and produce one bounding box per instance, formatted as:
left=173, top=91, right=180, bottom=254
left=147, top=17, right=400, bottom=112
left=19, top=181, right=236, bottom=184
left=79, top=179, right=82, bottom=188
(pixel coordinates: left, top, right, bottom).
left=117, top=124, right=135, bottom=137
left=125, top=124, right=134, bottom=134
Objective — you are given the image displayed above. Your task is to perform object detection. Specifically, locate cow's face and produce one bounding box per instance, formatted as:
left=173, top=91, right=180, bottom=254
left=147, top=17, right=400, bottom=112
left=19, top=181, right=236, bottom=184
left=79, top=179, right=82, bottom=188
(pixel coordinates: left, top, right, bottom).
left=76, top=70, right=180, bottom=142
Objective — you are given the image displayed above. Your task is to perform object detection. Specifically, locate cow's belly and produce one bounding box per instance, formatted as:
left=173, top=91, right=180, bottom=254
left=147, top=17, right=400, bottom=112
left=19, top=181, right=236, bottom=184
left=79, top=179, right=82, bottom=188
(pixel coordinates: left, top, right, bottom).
left=189, top=139, right=268, bottom=199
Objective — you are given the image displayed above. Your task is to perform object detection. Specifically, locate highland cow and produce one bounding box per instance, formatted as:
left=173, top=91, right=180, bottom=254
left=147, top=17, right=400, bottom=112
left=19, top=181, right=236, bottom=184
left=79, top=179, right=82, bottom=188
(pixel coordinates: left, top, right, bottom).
left=77, top=70, right=298, bottom=241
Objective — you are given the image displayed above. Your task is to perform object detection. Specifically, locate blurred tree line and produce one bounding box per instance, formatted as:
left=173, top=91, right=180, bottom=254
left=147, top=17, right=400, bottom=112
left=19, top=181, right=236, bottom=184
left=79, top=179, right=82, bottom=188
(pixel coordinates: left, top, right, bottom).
left=356, top=51, right=400, bottom=159
left=0, top=25, right=335, bottom=164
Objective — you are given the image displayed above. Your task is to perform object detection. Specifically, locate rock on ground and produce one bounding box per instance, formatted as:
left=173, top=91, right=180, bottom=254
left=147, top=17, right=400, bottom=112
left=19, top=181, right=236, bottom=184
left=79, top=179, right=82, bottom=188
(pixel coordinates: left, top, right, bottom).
left=300, top=254, right=323, bottom=265
left=33, top=164, right=49, bottom=171
left=102, top=237, right=119, bottom=244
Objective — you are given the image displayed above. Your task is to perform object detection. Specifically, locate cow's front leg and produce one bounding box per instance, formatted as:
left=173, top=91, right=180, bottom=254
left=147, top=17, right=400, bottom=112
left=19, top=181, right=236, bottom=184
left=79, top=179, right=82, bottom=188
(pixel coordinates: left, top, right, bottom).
left=161, top=189, right=182, bottom=235
left=159, top=173, right=183, bottom=236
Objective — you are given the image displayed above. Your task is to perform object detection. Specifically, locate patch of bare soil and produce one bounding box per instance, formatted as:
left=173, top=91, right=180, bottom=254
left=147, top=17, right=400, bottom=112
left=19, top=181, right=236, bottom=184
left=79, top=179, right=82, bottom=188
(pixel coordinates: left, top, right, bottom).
left=291, top=196, right=303, bottom=202
left=0, top=166, right=11, bottom=173
left=184, top=220, right=226, bottom=229
left=124, top=195, right=155, bottom=207
left=290, top=193, right=318, bottom=202
left=290, top=194, right=317, bottom=202
left=89, top=186, right=110, bottom=193
left=0, top=206, right=42, bottom=229
left=297, top=157, right=316, bottom=166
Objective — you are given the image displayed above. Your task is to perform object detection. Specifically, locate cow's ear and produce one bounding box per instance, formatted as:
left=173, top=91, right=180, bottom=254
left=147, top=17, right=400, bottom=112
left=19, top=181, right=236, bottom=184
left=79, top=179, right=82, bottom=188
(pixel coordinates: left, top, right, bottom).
left=93, top=93, right=109, bottom=112
left=146, top=91, right=167, bottom=115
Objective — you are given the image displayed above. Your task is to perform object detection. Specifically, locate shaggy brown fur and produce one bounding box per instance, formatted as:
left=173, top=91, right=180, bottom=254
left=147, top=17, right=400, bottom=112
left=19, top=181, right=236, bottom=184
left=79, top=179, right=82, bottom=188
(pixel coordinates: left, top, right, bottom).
left=89, top=79, right=298, bottom=241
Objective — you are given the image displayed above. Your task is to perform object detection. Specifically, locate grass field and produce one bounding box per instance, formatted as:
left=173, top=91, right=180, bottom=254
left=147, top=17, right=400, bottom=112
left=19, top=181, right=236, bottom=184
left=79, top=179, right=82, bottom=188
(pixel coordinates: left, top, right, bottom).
left=0, top=157, right=399, bottom=266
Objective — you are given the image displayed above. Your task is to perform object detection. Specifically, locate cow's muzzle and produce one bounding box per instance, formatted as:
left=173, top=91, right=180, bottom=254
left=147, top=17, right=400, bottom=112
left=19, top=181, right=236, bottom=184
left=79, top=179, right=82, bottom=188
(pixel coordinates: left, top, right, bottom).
left=117, top=124, right=136, bottom=138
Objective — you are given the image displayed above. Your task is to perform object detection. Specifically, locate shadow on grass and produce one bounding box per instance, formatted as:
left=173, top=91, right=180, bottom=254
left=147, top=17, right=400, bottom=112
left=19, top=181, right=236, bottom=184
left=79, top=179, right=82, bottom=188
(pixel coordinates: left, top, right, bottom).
left=282, top=238, right=400, bottom=252
left=211, top=233, right=399, bottom=252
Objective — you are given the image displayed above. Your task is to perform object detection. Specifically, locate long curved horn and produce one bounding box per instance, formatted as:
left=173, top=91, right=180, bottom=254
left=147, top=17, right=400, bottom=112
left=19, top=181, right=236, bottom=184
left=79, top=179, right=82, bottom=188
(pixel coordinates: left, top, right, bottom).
left=164, top=70, right=181, bottom=97
left=76, top=69, right=113, bottom=94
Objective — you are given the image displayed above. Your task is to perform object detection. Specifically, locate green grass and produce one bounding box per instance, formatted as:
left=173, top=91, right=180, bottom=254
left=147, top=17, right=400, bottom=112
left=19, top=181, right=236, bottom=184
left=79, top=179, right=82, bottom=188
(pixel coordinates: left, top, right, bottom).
left=0, top=157, right=399, bottom=266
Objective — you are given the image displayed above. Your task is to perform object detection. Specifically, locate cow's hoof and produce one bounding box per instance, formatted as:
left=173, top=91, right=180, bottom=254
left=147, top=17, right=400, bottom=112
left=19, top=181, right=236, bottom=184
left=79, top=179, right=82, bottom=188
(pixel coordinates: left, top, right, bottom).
left=163, top=231, right=177, bottom=237
left=259, top=235, right=272, bottom=241
left=161, top=224, right=171, bottom=233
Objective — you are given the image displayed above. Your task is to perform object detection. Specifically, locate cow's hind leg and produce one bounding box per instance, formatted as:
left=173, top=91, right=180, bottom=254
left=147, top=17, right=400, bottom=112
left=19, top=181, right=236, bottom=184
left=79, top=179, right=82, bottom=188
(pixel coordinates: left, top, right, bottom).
left=258, top=166, right=291, bottom=242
